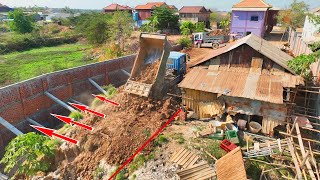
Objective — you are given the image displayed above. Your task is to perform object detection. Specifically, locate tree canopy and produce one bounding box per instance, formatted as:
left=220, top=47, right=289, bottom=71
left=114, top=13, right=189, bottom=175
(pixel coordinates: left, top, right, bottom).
left=180, top=21, right=205, bottom=35
left=110, top=11, right=134, bottom=50
left=152, top=7, right=179, bottom=30
left=276, top=0, right=308, bottom=29
left=8, top=9, right=34, bottom=34
left=76, top=12, right=112, bottom=44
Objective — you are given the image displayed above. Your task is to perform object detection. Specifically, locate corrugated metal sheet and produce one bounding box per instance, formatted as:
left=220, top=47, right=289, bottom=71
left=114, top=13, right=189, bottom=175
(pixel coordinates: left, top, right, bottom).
left=179, top=67, right=304, bottom=104
left=194, top=34, right=295, bottom=74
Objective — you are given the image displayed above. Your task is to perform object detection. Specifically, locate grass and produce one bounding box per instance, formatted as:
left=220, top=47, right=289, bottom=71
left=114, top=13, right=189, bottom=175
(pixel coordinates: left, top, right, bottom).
left=69, top=111, right=83, bottom=121
left=0, top=43, right=96, bottom=86
left=172, top=133, right=185, bottom=144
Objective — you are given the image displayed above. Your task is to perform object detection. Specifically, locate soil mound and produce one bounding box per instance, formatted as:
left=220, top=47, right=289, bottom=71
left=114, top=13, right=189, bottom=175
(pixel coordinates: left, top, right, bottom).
left=57, top=89, right=180, bottom=178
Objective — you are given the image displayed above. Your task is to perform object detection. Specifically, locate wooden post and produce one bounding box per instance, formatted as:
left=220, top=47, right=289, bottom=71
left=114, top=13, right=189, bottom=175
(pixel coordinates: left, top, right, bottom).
left=295, top=123, right=316, bottom=179
left=287, top=139, right=303, bottom=180
left=308, top=142, right=320, bottom=179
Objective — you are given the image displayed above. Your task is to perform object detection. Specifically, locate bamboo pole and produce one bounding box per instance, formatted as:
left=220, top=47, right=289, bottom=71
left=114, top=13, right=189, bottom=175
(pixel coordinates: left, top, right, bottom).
left=279, top=132, right=320, bottom=144
left=249, top=158, right=295, bottom=169
left=295, top=123, right=316, bottom=179
left=308, top=142, right=320, bottom=179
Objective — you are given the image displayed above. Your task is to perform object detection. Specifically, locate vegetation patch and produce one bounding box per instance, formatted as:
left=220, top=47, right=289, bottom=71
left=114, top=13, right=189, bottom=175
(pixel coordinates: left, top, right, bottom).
left=0, top=132, right=58, bottom=178
left=0, top=43, right=94, bottom=86
left=172, top=133, right=185, bottom=144
left=69, top=111, right=84, bottom=121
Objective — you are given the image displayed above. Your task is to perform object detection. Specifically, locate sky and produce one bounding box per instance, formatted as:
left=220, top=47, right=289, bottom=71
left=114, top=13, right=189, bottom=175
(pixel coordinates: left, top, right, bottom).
left=1, top=0, right=320, bottom=11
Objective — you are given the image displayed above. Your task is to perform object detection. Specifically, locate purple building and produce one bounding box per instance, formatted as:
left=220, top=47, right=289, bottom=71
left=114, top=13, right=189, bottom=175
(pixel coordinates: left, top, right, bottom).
left=230, top=0, right=272, bottom=38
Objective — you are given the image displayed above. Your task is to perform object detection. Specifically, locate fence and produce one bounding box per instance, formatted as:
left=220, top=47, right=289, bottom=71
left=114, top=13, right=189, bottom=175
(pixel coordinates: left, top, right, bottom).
left=288, top=28, right=313, bottom=56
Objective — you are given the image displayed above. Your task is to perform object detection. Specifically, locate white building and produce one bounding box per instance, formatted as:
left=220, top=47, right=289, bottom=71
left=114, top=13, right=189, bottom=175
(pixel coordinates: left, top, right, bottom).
left=302, top=7, right=320, bottom=43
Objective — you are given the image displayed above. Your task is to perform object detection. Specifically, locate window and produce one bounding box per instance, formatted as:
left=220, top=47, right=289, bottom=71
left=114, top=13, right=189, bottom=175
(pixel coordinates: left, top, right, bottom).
left=250, top=16, right=259, bottom=21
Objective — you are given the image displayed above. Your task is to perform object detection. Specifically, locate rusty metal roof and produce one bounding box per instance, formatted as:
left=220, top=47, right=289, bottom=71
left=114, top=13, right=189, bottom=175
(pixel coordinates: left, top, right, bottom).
left=179, top=6, right=209, bottom=13
left=179, top=67, right=304, bottom=104
left=193, top=34, right=295, bottom=74
left=104, top=4, right=132, bottom=10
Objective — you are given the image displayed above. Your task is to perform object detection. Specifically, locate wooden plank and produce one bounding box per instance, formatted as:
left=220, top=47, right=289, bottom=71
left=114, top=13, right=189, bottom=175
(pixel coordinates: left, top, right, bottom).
left=172, top=149, right=186, bottom=163
left=180, top=152, right=194, bottom=166
left=185, top=155, right=200, bottom=168
left=279, top=131, right=320, bottom=144
left=180, top=167, right=212, bottom=180
left=308, top=142, right=320, bottom=180
left=197, top=172, right=216, bottom=180
left=174, top=149, right=189, bottom=163
left=287, top=139, right=303, bottom=180
left=183, top=154, right=198, bottom=168
left=177, top=151, right=192, bottom=165
left=189, top=168, right=213, bottom=180
left=177, top=162, right=208, bottom=176
left=170, top=148, right=184, bottom=162
left=295, top=123, right=316, bottom=180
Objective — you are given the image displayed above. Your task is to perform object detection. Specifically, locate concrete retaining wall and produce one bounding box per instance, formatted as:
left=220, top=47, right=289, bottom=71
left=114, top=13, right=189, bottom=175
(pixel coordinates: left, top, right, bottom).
left=0, top=54, right=136, bottom=150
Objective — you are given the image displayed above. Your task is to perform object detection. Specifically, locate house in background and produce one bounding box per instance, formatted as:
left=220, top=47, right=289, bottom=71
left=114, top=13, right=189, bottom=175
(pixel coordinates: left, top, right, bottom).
left=179, top=34, right=304, bottom=135
left=133, top=2, right=173, bottom=27
left=103, top=3, right=132, bottom=14
left=179, top=6, right=211, bottom=28
left=230, top=0, right=272, bottom=38
left=302, top=7, right=320, bottom=43
left=0, top=3, right=12, bottom=12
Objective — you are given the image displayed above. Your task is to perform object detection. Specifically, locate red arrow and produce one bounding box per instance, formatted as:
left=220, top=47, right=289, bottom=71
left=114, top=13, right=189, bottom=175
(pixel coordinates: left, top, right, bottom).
left=30, top=125, right=78, bottom=145
left=68, top=102, right=106, bottom=118
left=50, top=113, right=93, bottom=131
left=92, top=94, right=120, bottom=106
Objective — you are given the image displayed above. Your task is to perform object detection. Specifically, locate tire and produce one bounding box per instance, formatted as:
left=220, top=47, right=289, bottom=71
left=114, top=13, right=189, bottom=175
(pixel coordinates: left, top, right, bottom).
left=212, top=43, right=219, bottom=49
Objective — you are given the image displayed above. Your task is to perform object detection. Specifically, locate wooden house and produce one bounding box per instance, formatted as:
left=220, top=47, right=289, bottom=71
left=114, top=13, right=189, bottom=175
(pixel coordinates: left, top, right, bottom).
left=179, top=34, right=304, bottom=135
left=179, top=6, right=211, bottom=28
left=103, top=4, right=132, bottom=14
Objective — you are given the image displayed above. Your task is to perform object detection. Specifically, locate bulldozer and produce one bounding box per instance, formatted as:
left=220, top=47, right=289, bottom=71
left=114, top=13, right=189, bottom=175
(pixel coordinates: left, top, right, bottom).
left=124, top=33, right=187, bottom=99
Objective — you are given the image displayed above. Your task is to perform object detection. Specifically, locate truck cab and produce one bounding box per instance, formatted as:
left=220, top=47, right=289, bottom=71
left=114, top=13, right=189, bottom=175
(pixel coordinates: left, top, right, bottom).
left=165, top=51, right=188, bottom=88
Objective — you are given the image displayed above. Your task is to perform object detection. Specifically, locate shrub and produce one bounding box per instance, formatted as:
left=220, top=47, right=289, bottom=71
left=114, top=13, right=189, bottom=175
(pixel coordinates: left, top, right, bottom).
left=69, top=111, right=83, bottom=121
left=102, top=84, right=117, bottom=98
left=129, top=154, right=146, bottom=173
left=288, top=54, right=317, bottom=79
left=0, top=132, right=57, bottom=178
left=99, top=43, right=124, bottom=62
left=178, top=37, right=192, bottom=48
left=172, top=133, right=185, bottom=144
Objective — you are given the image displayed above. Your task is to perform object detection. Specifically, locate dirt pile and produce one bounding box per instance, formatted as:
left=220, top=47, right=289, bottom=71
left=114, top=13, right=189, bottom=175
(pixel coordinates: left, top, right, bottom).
left=56, top=89, right=181, bottom=179
left=132, top=60, right=160, bottom=84
left=208, top=29, right=228, bottom=36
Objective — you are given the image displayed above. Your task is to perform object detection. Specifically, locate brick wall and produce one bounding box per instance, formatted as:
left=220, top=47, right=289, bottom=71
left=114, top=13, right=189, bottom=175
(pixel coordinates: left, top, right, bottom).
left=0, top=54, right=136, bottom=151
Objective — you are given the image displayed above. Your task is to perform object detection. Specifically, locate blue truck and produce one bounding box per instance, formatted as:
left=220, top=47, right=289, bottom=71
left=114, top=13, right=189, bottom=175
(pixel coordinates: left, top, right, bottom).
left=165, top=51, right=188, bottom=87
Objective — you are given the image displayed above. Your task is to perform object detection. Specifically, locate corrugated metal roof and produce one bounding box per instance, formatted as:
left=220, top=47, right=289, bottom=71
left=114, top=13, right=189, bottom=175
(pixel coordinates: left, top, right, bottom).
left=135, top=2, right=167, bottom=10
left=233, top=0, right=271, bottom=8
left=179, top=67, right=304, bottom=104
left=193, top=34, right=296, bottom=74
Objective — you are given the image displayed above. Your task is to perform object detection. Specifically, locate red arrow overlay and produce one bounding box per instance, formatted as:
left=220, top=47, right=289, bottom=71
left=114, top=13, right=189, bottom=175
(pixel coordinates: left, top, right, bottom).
left=108, top=108, right=182, bottom=180
left=68, top=102, right=106, bottom=118
left=50, top=113, right=93, bottom=131
left=30, top=125, right=78, bottom=145
left=92, top=94, right=120, bottom=106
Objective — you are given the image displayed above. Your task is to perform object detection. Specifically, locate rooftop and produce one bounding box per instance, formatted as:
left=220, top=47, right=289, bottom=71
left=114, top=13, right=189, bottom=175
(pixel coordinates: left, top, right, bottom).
left=179, top=6, right=209, bottom=13
left=135, top=2, right=167, bottom=10
left=233, top=0, right=272, bottom=9
left=178, top=67, right=303, bottom=104
left=193, top=34, right=295, bottom=74
left=104, top=3, right=132, bottom=10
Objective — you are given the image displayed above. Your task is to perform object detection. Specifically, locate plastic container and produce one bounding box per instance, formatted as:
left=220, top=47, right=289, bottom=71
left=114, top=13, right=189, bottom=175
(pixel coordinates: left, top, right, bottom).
left=226, top=130, right=239, bottom=144
left=220, top=139, right=237, bottom=152
left=249, top=122, right=262, bottom=133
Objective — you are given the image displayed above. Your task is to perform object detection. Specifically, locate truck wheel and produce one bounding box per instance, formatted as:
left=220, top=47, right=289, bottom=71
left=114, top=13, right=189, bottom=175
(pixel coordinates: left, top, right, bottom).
left=212, top=43, right=219, bottom=49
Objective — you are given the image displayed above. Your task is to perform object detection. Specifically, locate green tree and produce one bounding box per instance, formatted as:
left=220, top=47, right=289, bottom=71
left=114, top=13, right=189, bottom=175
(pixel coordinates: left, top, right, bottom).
left=210, top=11, right=222, bottom=23
left=8, top=9, right=34, bottom=34
left=195, top=22, right=205, bottom=33
left=152, top=7, right=179, bottom=30
left=180, top=21, right=195, bottom=35
left=277, top=0, right=308, bottom=29
left=219, top=16, right=231, bottom=31
left=76, top=13, right=112, bottom=44
left=146, top=15, right=159, bottom=32
left=0, top=133, right=58, bottom=178
left=288, top=54, right=317, bottom=79
left=110, top=11, right=134, bottom=50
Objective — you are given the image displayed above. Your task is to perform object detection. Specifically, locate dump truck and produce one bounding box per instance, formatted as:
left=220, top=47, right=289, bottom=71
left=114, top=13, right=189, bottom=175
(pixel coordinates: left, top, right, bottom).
left=124, top=33, right=187, bottom=99
left=193, top=32, right=229, bottom=49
